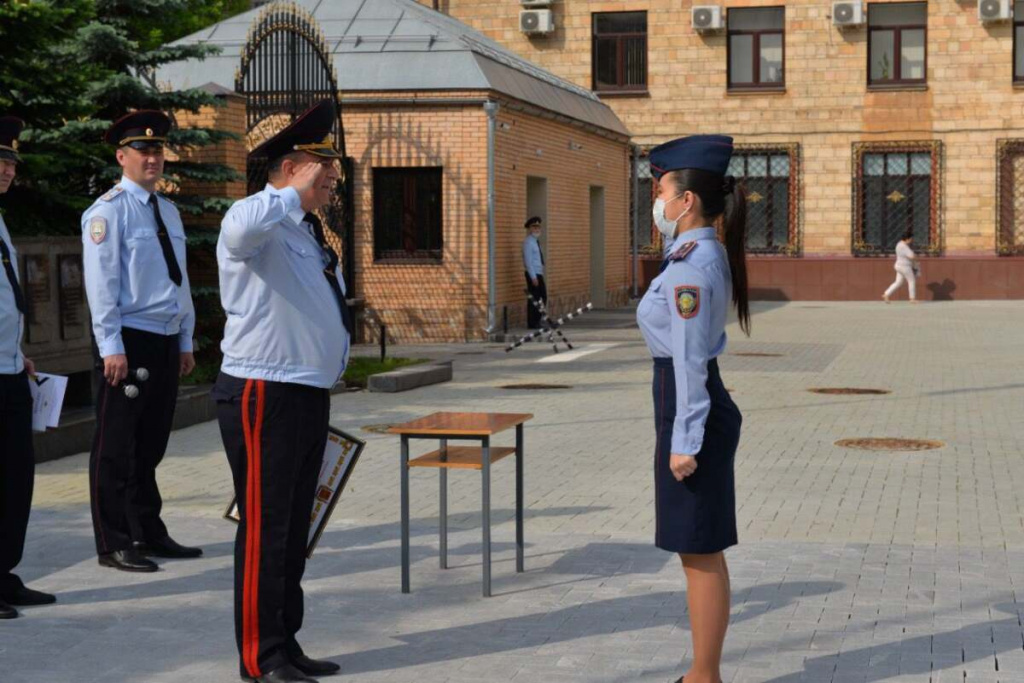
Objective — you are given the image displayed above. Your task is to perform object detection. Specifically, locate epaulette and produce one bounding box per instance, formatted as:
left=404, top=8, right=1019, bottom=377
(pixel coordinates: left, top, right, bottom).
left=99, top=185, right=124, bottom=202
left=667, top=241, right=698, bottom=263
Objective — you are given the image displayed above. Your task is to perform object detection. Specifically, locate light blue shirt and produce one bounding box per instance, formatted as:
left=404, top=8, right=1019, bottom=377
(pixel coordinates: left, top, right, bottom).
left=522, top=233, right=544, bottom=278
left=81, top=176, right=195, bottom=357
left=637, top=227, right=731, bottom=455
left=218, top=184, right=350, bottom=389
left=0, top=213, right=25, bottom=374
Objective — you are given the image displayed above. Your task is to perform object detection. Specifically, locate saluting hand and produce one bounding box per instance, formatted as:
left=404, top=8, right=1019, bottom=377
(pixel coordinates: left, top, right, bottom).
left=670, top=453, right=698, bottom=481
left=289, top=162, right=326, bottom=197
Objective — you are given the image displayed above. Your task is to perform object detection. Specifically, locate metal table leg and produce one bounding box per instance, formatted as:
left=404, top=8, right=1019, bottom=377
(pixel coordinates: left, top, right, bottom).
left=401, top=435, right=410, bottom=594
left=439, top=438, right=448, bottom=569
left=515, top=424, right=524, bottom=573
left=481, top=435, right=492, bottom=597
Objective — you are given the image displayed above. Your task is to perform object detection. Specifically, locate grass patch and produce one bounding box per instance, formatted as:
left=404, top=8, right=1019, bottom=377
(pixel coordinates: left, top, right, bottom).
left=344, top=357, right=428, bottom=389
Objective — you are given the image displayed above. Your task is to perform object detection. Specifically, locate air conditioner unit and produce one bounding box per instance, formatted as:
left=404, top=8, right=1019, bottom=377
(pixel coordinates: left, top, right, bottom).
left=692, top=6, right=724, bottom=32
left=832, top=1, right=865, bottom=27
left=520, top=9, right=555, bottom=34
left=520, top=0, right=552, bottom=7
left=978, top=0, right=1012, bottom=22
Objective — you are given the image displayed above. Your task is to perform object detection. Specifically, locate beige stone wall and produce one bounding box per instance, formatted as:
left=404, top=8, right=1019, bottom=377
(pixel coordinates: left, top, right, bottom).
left=418, top=0, right=1024, bottom=255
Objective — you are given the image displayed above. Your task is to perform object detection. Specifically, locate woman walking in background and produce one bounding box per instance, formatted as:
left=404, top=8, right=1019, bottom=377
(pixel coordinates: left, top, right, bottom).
left=883, top=230, right=921, bottom=303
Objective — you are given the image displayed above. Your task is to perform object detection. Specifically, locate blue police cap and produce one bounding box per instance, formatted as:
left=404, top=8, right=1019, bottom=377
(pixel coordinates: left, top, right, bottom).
left=0, top=116, right=24, bottom=162
left=648, top=135, right=734, bottom=180
left=250, top=99, right=341, bottom=163
left=105, top=110, right=171, bottom=150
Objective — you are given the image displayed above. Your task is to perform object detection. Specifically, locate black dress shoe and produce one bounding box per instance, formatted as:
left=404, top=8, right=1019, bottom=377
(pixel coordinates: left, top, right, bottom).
left=0, top=600, right=18, bottom=619
left=254, top=664, right=318, bottom=683
left=293, top=655, right=339, bottom=677
left=135, top=536, right=203, bottom=559
left=98, top=549, right=159, bottom=573
left=2, top=586, right=56, bottom=606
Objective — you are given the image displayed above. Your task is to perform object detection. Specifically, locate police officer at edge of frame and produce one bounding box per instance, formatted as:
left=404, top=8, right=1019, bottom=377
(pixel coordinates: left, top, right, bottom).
left=0, top=116, right=58, bottom=619
left=636, top=134, right=750, bottom=683
left=81, top=110, right=202, bottom=574
left=522, top=215, right=547, bottom=330
left=213, top=99, right=352, bottom=683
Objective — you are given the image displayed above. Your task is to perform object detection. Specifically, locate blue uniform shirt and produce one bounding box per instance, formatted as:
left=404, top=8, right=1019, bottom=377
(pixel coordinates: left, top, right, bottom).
left=218, top=184, right=350, bottom=389
left=81, top=176, right=195, bottom=357
left=0, top=213, right=25, bottom=374
left=637, top=227, right=731, bottom=455
left=522, top=234, right=544, bottom=278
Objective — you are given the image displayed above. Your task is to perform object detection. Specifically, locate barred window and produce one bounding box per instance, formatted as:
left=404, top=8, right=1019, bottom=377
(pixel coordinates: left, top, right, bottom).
left=633, top=157, right=657, bottom=253
left=853, top=143, right=940, bottom=256
left=593, top=12, right=647, bottom=93
left=727, top=147, right=799, bottom=254
left=868, top=3, right=927, bottom=86
left=728, top=8, right=785, bottom=89
left=1015, top=1, right=1023, bottom=83
left=997, top=140, right=1024, bottom=255
left=372, top=167, right=443, bottom=262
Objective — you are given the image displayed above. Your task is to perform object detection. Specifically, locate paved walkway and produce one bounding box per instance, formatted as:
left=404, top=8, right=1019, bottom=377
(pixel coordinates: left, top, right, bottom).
left=4, top=301, right=1024, bottom=683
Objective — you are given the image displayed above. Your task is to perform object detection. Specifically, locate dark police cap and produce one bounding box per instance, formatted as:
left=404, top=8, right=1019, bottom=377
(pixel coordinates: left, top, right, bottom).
left=250, top=99, right=341, bottom=162
left=0, top=116, right=25, bottom=162
left=649, top=135, right=734, bottom=180
left=104, top=110, right=170, bottom=150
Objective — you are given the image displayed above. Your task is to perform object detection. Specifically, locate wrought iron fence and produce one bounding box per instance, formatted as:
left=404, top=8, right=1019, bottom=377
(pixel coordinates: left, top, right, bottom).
left=997, top=139, right=1024, bottom=256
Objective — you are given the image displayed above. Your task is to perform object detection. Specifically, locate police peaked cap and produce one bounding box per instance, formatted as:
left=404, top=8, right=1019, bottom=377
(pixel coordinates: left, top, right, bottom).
left=250, top=100, right=342, bottom=163
left=649, top=135, right=734, bottom=180
left=105, top=110, right=171, bottom=149
left=0, top=116, right=25, bottom=162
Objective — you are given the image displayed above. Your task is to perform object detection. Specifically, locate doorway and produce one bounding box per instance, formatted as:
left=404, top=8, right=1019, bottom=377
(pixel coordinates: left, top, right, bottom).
left=590, top=186, right=606, bottom=307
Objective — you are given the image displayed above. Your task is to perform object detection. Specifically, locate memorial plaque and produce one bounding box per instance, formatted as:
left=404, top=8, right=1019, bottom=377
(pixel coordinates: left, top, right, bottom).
left=58, top=255, right=85, bottom=340
left=22, top=254, right=52, bottom=344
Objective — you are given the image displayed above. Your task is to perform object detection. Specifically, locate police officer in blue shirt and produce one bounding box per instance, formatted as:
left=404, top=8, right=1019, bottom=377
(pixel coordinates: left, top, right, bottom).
left=0, top=116, right=57, bottom=618
left=213, top=100, right=351, bottom=683
left=522, top=216, right=546, bottom=329
left=636, top=135, right=750, bottom=683
left=82, top=110, right=201, bottom=573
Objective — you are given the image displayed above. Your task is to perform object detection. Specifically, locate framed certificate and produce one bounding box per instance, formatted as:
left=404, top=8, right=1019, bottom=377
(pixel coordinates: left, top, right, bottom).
left=223, top=426, right=366, bottom=558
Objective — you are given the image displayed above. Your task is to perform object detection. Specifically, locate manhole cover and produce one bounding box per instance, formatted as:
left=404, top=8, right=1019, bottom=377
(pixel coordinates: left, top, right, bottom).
left=835, top=438, right=944, bottom=451
left=809, top=388, right=891, bottom=395
left=361, top=424, right=395, bottom=434
left=731, top=352, right=784, bottom=358
left=500, top=383, right=572, bottom=390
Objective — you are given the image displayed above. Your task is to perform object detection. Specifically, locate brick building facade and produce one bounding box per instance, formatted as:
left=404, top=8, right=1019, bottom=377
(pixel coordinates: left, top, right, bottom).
left=418, top=0, right=1024, bottom=300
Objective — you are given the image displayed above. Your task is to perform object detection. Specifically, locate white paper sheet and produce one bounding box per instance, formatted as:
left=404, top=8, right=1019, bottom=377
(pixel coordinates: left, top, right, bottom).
left=29, top=373, right=68, bottom=432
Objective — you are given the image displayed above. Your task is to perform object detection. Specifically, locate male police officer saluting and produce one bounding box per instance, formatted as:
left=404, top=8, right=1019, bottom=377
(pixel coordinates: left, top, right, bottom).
left=213, top=100, right=351, bottom=683
left=0, top=116, right=57, bottom=618
left=81, top=110, right=201, bottom=573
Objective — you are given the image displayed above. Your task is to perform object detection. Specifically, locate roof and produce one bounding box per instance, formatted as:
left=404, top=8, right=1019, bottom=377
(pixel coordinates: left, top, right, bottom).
left=157, top=0, right=629, bottom=137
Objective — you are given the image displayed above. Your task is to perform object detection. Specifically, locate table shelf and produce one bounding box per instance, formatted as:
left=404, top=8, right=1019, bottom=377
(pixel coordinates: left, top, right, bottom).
left=408, top=446, right=516, bottom=470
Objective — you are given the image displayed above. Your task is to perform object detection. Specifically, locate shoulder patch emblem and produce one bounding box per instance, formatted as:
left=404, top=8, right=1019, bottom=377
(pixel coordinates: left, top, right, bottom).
left=99, top=186, right=124, bottom=202
left=89, top=216, right=107, bottom=244
left=667, top=241, right=698, bottom=263
left=675, top=285, right=700, bottom=319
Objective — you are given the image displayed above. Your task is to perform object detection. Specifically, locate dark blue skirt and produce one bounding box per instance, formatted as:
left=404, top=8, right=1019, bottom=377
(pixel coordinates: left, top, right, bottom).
left=653, top=357, right=741, bottom=554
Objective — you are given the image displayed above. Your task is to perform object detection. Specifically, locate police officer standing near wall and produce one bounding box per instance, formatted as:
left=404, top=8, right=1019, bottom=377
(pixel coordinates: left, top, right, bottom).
left=636, top=135, right=749, bottom=683
left=213, top=100, right=351, bottom=683
left=522, top=216, right=546, bottom=329
left=0, top=116, right=57, bottom=618
left=82, top=111, right=200, bottom=573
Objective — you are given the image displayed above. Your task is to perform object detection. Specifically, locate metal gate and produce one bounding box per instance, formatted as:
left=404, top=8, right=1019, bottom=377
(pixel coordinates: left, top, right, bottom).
left=235, top=1, right=355, bottom=291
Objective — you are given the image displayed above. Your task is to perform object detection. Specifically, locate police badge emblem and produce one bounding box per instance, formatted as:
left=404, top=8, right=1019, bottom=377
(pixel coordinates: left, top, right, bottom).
left=675, top=285, right=700, bottom=319
left=89, top=216, right=107, bottom=244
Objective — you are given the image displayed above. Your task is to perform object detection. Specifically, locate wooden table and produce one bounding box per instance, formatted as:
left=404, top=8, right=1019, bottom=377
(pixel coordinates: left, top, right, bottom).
left=389, top=412, right=533, bottom=597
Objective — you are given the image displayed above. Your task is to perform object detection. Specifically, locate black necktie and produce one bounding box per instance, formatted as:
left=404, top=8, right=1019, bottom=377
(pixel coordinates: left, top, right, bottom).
left=305, top=213, right=354, bottom=337
left=147, top=195, right=183, bottom=287
left=0, top=236, right=25, bottom=314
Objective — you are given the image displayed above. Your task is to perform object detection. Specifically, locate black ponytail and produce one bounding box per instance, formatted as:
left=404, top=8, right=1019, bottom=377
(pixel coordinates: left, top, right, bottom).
left=668, top=169, right=751, bottom=336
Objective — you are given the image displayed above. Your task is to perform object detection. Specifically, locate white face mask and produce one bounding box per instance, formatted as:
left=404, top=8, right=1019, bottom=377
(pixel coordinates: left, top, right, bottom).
left=652, top=194, right=690, bottom=239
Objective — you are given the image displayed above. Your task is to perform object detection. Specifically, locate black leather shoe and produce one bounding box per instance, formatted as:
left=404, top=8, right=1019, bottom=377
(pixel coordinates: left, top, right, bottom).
left=135, top=536, right=203, bottom=559
left=2, top=586, right=56, bottom=606
left=98, top=549, right=158, bottom=572
left=293, top=655, right=339, bottom=677
left=0, top=600, right=18, bottom=619
left=254, top=664, right=318, bottom=683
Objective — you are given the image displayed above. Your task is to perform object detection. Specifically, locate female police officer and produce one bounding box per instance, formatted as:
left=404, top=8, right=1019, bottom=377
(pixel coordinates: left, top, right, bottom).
left=636, top=135, right=749, bottom=683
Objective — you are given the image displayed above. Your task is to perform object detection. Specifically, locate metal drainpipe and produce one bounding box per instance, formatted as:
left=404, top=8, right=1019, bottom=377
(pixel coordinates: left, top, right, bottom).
left=631, top=144, right=640, bottom=299
left=484, top=101, right=499, bottom=335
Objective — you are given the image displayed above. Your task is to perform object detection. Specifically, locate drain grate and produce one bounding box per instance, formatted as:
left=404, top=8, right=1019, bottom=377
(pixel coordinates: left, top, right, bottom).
left=361, top=424, right=396, bottom=435
left=810, top=388, right=891, bottom=395
left=500, top=383, right=572, bottom=390
left=730, top=352, right=784, bottom=358
left=836, top=438, right=944, bottom=451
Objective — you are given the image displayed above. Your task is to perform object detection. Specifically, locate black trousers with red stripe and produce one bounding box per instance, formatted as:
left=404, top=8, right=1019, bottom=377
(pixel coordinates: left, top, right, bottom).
left=89, top=327, right=179, bottom=554
left=213, top=373, right=329, bottom=678
left=0, top=371, right=35, bottom=596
